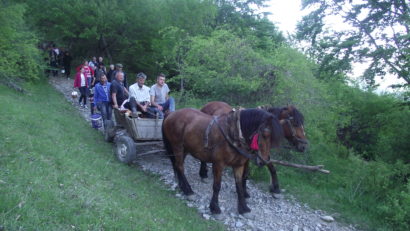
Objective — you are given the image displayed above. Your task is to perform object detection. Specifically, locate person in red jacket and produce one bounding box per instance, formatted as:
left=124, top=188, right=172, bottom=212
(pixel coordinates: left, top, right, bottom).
left=73, top=66, right=89, bottom=108
left=76, top=60, right=94, bottom=88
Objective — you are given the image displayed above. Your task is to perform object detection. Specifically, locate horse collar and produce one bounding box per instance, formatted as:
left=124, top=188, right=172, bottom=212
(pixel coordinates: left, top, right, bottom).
left=204, top=116, right=219, bottom=148
left=210, top=116, right=258, bottom=161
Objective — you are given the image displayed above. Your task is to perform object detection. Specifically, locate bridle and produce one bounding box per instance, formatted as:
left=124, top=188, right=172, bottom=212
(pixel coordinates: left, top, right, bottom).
left=282, top=116, right=308, bottom=145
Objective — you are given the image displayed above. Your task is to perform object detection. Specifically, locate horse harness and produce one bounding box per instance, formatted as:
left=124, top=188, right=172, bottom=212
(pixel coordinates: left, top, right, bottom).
left=283, top=116, right=308, bottom=145
left=204, top=110, right=270, bottom=165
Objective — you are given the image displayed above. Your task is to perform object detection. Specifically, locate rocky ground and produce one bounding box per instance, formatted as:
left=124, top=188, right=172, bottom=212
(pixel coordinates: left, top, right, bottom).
left=49, top=76, right=358, bottom=231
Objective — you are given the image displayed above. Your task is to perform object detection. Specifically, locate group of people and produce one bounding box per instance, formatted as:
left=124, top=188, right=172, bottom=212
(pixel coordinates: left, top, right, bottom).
left=46, top=43, right=72, bottom=78
left=73, top=58, right=175, bottom=128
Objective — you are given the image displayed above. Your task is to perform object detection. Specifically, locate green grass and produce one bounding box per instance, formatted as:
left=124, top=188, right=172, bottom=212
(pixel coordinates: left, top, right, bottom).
left=249, top=140, right=408, bottom=231
left=0, top=82, right=224, bottom=231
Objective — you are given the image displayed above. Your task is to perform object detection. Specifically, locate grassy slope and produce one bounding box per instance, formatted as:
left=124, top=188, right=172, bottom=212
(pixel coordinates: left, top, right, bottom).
left=0, top=82, right=224, bottom=231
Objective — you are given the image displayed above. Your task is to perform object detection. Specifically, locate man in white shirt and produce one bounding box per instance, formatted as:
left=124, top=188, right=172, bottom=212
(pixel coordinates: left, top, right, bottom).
left=129, top=72, right=159, bottom=118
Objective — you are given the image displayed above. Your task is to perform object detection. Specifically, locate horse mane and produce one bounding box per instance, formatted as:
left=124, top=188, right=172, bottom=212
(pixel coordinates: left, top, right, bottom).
left=289, top=106, right=304, bottom=126
left=239, top=109, right=283, bottom=146
left=263, top=106, right=305, bottom=126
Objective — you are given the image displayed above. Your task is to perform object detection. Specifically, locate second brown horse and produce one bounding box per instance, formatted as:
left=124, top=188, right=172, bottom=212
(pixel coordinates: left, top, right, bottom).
left=162, top=108, right=283, bottom=215
left=201, top=101, right=308, bottom=195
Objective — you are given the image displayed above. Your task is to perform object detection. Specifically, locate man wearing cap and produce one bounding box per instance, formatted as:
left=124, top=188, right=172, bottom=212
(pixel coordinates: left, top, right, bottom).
left=129, top=72, right=159, bottom=118
left=150, top=73, right=175, bottom=118
left=112, top=63, right=128, bottom=88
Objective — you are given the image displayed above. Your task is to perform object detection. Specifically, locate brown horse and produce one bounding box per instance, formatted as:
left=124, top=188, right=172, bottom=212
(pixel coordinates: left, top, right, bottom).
left=200, top=101, right=308, bottom=195
left=162, top=108, right=283, bottom=215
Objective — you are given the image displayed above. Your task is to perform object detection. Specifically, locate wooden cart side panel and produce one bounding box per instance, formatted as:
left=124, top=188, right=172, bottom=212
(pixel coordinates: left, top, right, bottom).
left=125, top=116, right=163, bottom=141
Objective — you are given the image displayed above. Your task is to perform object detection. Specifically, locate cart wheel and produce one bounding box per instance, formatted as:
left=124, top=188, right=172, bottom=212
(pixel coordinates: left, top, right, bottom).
left=104, top=120, right=115, bottom=142
left=114, top=135, right=136, bottom=164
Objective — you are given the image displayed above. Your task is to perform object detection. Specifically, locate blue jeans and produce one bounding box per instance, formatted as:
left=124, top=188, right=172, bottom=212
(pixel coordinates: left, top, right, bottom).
left=97, top=101, right=112, bottom=127
left=158, top=97, right=175, bottom=118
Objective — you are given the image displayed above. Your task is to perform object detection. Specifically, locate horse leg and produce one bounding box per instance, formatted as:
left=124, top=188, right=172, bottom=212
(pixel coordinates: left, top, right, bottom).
left=199, top=161, right=208, bottom=179
left=209, top=164, right=222, bottom=214
left=267, top=162, right=281, bottom=194
left=242, top=161, right=250, bottom=198
left=234, top=165, right=251, bottom=214
left=176, top=155, right=194, bottom=195
left=169, top=149, right=194, bottom=196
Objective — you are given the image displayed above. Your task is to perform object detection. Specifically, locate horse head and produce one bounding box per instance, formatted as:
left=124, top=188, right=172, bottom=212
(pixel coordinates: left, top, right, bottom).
left=278, top=106, right=308, bottom=152
left=239, top=109, right=283, bottom=167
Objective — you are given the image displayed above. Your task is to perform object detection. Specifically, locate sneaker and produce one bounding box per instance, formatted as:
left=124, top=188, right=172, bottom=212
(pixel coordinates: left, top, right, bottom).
left=84, top=105, right=88, bottom=109
left=79, top=102, right=84, bottom=107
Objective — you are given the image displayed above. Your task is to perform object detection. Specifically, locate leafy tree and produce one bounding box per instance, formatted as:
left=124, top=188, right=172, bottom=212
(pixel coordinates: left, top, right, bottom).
left=296, top=0, right=410, bottom=88
left=19, top=0, right=217, bottom=75
left=0, top=1, right=42, bottom=81
left=214, top=0, right=286, bottom=51
left=171, top=29, right=277, bottom=104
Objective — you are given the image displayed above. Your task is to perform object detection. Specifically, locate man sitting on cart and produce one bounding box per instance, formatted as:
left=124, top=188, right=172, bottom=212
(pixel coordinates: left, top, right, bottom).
left=150, top=73, right=175, bottom=118
left=128, top=72, right=160, bottom=118
left=111, top=72, right=138, bottom=117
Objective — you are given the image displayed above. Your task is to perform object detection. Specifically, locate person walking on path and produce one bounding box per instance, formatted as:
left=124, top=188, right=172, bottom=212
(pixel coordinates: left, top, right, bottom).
left=62, top=51, right=72, bottom=79
left=73, top=66, right=89, bottom=108
left=93, top=63, right=106, bottom=86
left=94, top=74, right=112, bottom=127
left=76, top=60, right=94, bottom=88
left=106, top=64, right=115, bottom=82
left=49, top=44, right=59, bottom=77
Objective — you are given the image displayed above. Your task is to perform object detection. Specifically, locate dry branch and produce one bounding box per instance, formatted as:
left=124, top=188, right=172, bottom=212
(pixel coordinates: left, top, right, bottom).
left=269, top=159, right=330, bottom=174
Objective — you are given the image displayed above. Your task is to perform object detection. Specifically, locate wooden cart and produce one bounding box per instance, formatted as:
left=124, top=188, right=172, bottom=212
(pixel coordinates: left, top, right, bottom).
left=104, top=109, right=163, bottom=164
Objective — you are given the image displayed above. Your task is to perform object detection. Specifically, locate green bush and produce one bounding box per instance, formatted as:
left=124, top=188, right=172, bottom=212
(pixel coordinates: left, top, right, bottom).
left=0, top=2, right=42, bottom=81
left=170, top=30, right=276, bottom=105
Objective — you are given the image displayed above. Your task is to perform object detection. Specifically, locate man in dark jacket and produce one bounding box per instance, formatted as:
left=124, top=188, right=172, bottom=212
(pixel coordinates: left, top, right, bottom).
left=62, top=51, right=72, bottom=78
left=106, top=64, right=115, bottom=82
left=111, top=63, right=128, bottom=88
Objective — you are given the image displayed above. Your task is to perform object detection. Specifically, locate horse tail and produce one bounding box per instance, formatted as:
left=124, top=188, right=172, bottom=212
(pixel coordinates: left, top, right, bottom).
left=162, top=121, right=175, bottom=164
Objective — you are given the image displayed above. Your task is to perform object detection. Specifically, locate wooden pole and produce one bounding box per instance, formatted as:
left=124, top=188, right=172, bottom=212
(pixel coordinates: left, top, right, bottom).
left=269, top=159, right=330, bottom=174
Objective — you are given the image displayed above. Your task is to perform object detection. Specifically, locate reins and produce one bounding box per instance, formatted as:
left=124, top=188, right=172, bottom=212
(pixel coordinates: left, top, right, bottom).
left=211, top=116, right=270, bottom=165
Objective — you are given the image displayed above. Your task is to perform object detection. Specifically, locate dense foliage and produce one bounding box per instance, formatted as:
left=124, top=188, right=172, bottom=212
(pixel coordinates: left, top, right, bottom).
left=2, top=0, right=409, bottom=230
left=296, top=0, right=410, bottom=88
left=0, top=1, right=42, bottom=81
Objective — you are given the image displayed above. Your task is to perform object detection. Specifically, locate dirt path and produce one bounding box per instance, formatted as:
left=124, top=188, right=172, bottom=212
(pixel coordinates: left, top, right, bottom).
left=49, top=76, right=358, bottom=231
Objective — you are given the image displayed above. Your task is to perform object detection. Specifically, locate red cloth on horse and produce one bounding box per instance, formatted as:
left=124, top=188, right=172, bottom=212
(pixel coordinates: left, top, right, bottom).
left=250, top=134, right=259, bottom=150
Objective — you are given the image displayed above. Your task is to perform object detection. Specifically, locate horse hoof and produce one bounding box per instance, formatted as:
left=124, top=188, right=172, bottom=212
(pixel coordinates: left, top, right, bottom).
left=242, top=212, right=254, bottom=219
left=270, top=186, right=281, bottom=194
left=186, top=194, right=195, bottom=201
left=213, top=213, right=224, bottom=220
left=201, top=178, right=209, bottom=184
left=272, top=193, right=283, bottom=199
